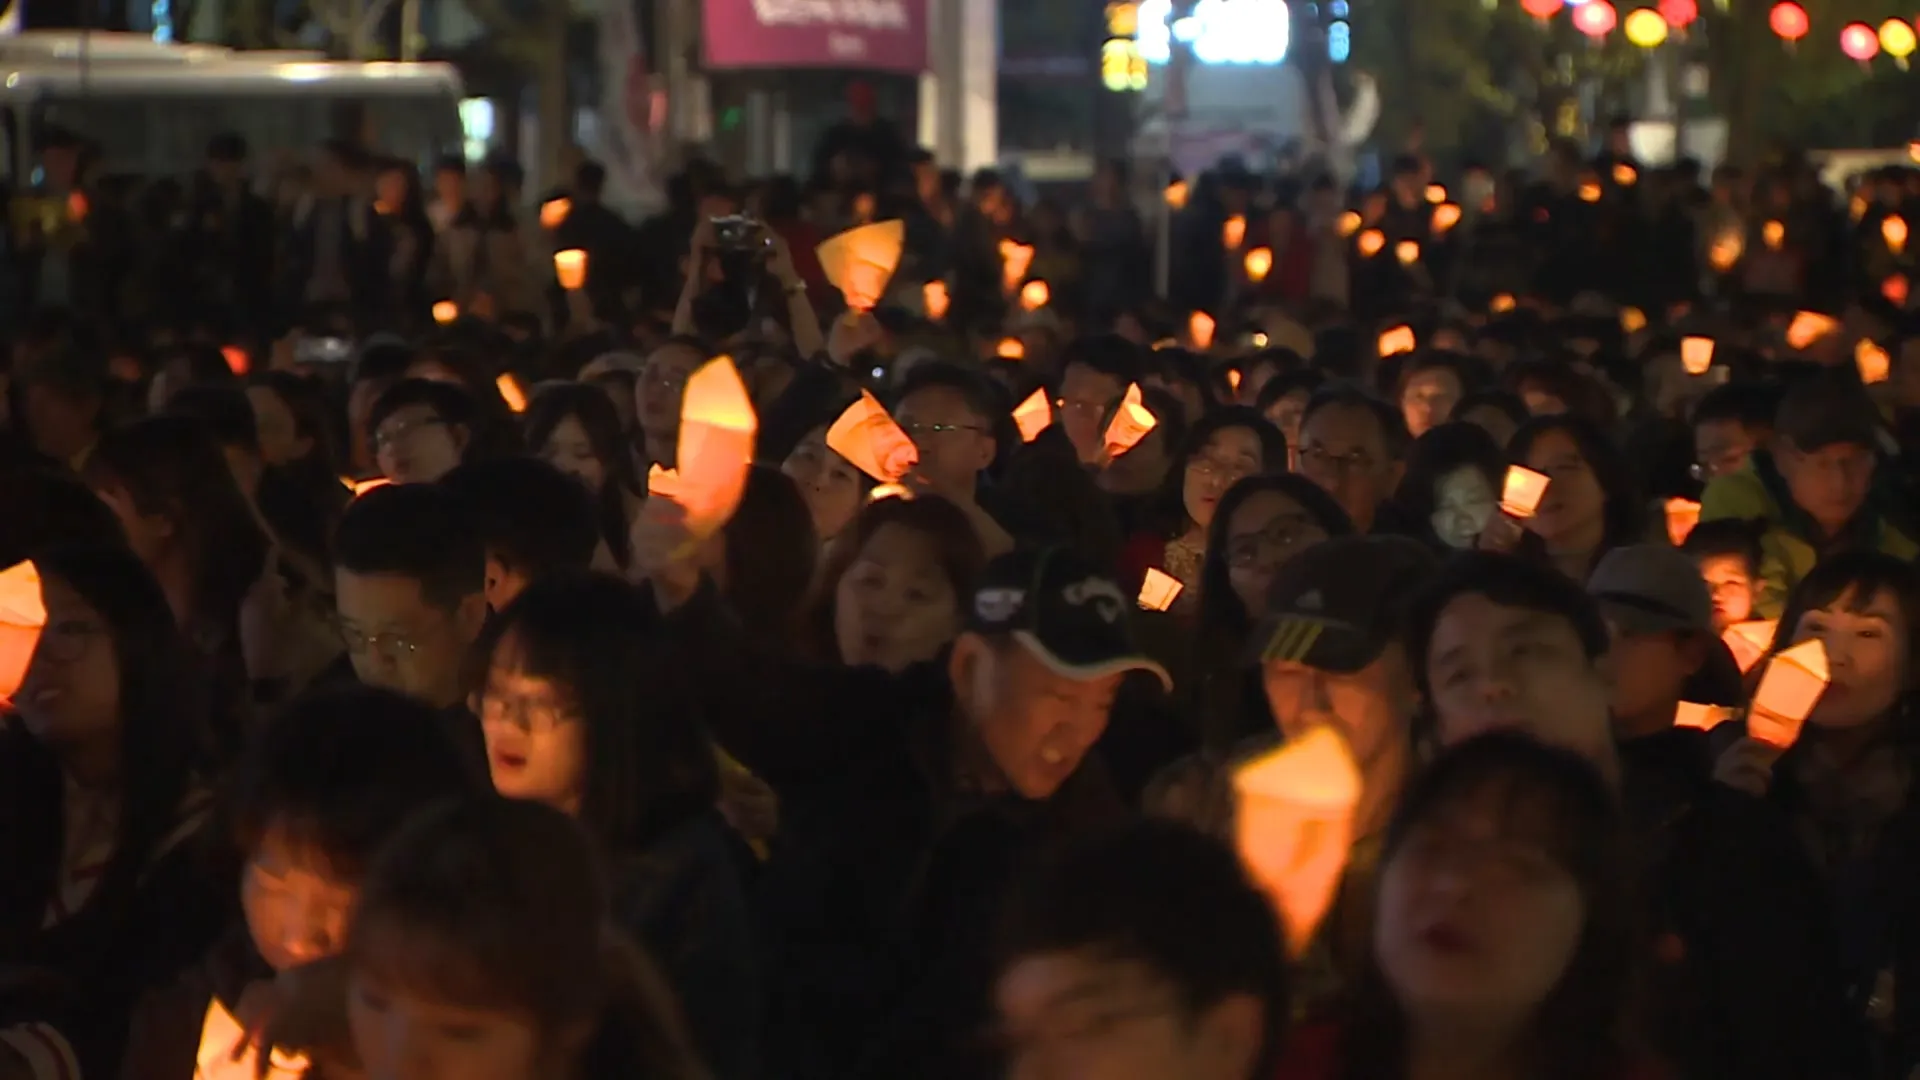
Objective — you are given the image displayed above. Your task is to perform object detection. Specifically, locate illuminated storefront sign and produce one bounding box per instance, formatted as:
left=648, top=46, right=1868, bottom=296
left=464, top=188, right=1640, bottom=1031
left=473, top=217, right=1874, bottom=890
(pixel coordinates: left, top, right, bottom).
left=1137, top=0, right=1291, bottom=66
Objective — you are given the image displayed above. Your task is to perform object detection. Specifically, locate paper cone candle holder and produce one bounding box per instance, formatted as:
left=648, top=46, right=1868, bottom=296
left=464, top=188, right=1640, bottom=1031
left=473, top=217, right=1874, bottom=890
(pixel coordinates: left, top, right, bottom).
left=1425, top=183, right=1448, bottom=205
left=1500, top=465, right=1550, bottom=519
left=1336, top=211, right=1362, bottom=238
left=923, top=280, right=950, bottom=321
left=1223, top=215, right=1247, bottom=251
left=349, top=477, right=391, bottom=498
left=1491, top=293, right=1517, bottom=314
left=1886, top=215, right=1909, bottom=254
left=1664, top=498, right=1702, bottom=547
left=554, top=249, right=588, bottom=291
left=1857, top=340, right=1891, bottom=384
left=1233, top=725, right=1363, bottom=957
left=1395, top=240, right=1421, bottom=266
left=1674, top=703, right=1733, bottom=731
left=1138, top=568, right=1184, bottom=612
left=1680, top=336, right=1715, bottom=375
left=647, top=355, right=759, bottom=539
left=539, top=197, right=572, bottom=229
left=1013, top=389, right=1053, bottom=443
left=1432, top=203, right=1463, bottom=233
left=1762, top=220, right=1786, bottom=250
left=221, top=345, right=250, bottom=377
left=997, top=337, right=1027, bottom=360
left=1749, top=638, right=1830, bottom=749
left=817, top=220, right=905, bottom=312
left=432, top=300, right=459, bottom=325
left=827, top=390, right=919, bottom=484
left=1357, top=229, right=1386, bottom=258
left=1020, top=280, right=1051, bottom=312
left=0, top=561, right=46, bottom=709
left=1621, top=306, right=1647, bottom=334
left=1189, top=311, right=1217, bottom=352
left=496, top=373, right=528, bottom=414
left=1103, top=383, right=1158, bottom=459
left=1378, top=325, right=1416, bottom=357
left=1723, top=619, right=1777, bottom=674
left=999, top=239, right=1036, bottom=292
left=1244, top=247, right=1274, bottom=283
left=1787, top=311, right=1838, bottom=350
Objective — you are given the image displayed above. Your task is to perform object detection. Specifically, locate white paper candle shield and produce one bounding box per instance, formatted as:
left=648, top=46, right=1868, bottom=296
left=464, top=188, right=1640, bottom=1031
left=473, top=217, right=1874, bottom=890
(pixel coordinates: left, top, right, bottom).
left=1013, top=389, right=1053, bottom=444
left=1499, top=466, right=1551, bottom=519
left=1722, top=619, right=1778, bottom=674
left=0, top=560, right=45, bottom=707
left=817, top=220, right=905, bottom=311
left=1102, top=384, right=1159, bottom=459
left=553, top=249, right=588, bottom=291
left=1233, top=726, right=1362, bottom=957
left=1680, top=336, right=1715, bottom=375
left=827, top=390, right=919, bottom=483
left=1749, top=638, right=1830, bottom=748
left=1137, top=568, right=1184, bottom=612
left=195, top=997, right=308, bottom=1080
left=1378, top=325, right=1415, bottom=357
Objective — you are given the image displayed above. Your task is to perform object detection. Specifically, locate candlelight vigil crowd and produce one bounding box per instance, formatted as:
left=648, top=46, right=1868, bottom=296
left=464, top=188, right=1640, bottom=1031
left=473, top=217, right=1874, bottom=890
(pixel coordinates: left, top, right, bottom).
left=14, top=109, right=1920, bottom=1080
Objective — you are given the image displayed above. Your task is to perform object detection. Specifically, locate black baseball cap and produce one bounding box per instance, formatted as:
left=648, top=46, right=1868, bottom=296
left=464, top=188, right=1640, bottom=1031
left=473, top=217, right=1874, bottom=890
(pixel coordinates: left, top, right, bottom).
left=968, top=547, right=1172, bottom=690
left=1246, top=535, right=1439, bottom=672
left=1587, top=544, right=1746, bottom=707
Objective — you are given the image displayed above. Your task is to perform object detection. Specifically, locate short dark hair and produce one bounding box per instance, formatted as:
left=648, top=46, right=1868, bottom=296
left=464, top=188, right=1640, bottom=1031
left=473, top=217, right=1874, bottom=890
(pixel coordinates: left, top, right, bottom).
left=1774, top=373, right=1881, bottom=452
left=1690, top=382, right=1777, bottom=434
left=997, top=819, right=1290, bottom=1076
left=1059, top=334, right=1146, bottom=388
left=439, top=458, right=599, bottom=581
left=367, top=378, right=481, bottom=445
left=166, top=384, right=260, bottom=455
left=333, top=484, right=484, bottom=609
left=892, top=361, right=1005, bottom=422
left=575, top=161, right=608, bottom=197
left=1682, top=518, right=1762, bottom=576
left=229, top=685, right=485, bottom=878
left=1407, top=552, right=1610, bottom=700
left=1300, top=384, right=1412, bottom=461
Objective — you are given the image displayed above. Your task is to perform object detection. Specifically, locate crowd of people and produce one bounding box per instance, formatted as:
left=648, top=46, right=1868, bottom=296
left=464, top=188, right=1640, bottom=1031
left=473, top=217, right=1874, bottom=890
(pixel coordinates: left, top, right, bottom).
left=4, top=104, right=1920, bottom=1080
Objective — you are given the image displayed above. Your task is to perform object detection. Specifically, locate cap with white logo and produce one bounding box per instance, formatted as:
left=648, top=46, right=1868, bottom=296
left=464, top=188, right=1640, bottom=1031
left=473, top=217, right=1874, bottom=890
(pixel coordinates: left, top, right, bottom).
left=968, top=547, right=1173, bottom=689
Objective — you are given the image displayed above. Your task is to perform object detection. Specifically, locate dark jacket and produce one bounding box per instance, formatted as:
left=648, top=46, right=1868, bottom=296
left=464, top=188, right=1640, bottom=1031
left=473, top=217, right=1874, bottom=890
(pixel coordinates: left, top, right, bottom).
left=118, top=928, right=271, bottom=1080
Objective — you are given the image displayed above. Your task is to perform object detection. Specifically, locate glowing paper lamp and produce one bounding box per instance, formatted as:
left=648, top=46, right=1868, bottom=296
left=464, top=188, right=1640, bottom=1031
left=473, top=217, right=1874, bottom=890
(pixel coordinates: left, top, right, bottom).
left=1787, top=311, right=1839, bottom=350
left=996, top=337, right=1027, bottom=360
left=1233, top=726, right=1363, bottom=956
left=817, top=220, right=905, bottom=311
left=221, top=345, right=250, bottom=376
left=432, top=300, right=459, bottom=325
left=1750, top=638, right=1829, bottom=748
left=1625, top=8, right=1668, bottom=47
left=1013, top=389, right=1053, bottom=443
left=1724, top=620, right=1778, bottom=674
left=1522, top=0, right=1559, bottom=17
left=349, top=477, right=390, bottom=498
left=66, top=191, right=87, bottom=223
left=1165, top=179, right=1191, bottom=210
left=827, top=390, right=918, bottom=484
left=1190, top=311, right=1218, bottom=351
left=1336, top=210, right=1363, bottom=237
left=1613, top=163, right=1639, bottom=187
left=1103, top=383, right=1159, bottom=459
left=1223, top=215, right=1247, bottom=250
left=0, top=561, right=46, bottom=708
left=1020, top=280, right=1051, bottom=312
left=1681, top=336, right=1715, bottom=375
left=539, top=197, right=571, bottom=229
left=1431, top=203, right=1463, bottom=233
left=1885, top=274, right=1910, bottom=307
left=1658, top=0, right=1696, bottom=27
left=1425, top=183, right=1447, bottom=205
left=647, top=356, right=759, bottom=539
left=1841, top=21, right=1880, bottom=60
left=1579, top=179, right=1604, bottom=203
left=1357, top=229, right=1386, bottom=258
left=1762, top=220, right=1786, bottom=250
left=1000, top=239, right=1037, bottom=292
left=1674, top=703, right=1732, bottom=731
left=923, top=280, right=951, bottom=321
left=1621, top=306, right=1648, bottom=333
left=495, top=373, right=527, bottom=414
left=553, top=249, right=588, bottom=291
left=196, top=996, right=308, bottom=1080
left=1708, top=232, right=1744, bottom=272
left=1857, top=339, right=1891, bottom=384
left=1910, top=139, right=1920, bottom=164
left=1245, top=247, right=1274, bottom=283
left=1226, top=368, right=1244, bottom=394
left=1665, top=498, right=1702, bottom=546
left=1884, top=215, right=1909, bottom=254
left=1500, top=465, right=1551, bottom=519
left=1394, top=240, right=1421, bottom=266
left=1137, top=568, right=1185, bottom=612
left=1491, top=293, right=1518, bottom=314
left=1574, top=1, right=1617, bottom=37
left=1881, top=18, right=1915, bottom=61
left=1769, top=1, right=1807, bottom=41
left=1378, top=325, right=1416, bottom=357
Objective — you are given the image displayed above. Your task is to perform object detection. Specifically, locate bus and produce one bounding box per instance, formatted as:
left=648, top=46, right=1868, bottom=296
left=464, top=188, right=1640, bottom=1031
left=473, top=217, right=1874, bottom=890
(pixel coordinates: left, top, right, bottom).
left=0, top=31, right=463, bottom=184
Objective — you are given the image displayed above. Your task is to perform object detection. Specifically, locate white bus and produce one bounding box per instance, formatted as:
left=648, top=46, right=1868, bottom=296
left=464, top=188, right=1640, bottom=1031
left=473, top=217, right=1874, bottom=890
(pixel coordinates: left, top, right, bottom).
left=0, top=31, right=463, bottom=184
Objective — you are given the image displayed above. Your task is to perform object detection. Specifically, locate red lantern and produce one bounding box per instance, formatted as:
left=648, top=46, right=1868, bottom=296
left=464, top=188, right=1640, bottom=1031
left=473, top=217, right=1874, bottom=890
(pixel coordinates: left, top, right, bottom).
left=1659, top=0, right=1697, bottom=27
left=1521, top=0, right=1561, bottom=19
left=1769, top=1, right=1808, bottom=41
left=1573, top=0, right=1617, bottom=36
left=1841, top=21, right=1880, bottom=60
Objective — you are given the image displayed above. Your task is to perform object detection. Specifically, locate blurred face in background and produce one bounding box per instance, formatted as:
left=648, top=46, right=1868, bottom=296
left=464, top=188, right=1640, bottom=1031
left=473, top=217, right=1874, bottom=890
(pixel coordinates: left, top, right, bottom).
left=782, top=428, right=866, bottom=545
left=1431, top=468, right=1498, bottom=551
left=1223, top=490, right=1328, bottom=621
left=1058, top=363, right=1127, bottom=465
left=896, top=385, right=996, bottom=495
left=374, top=406, right=466, bottom=486
left=1182, top=427, right=1264, bottom=533
left=539, top=415, right=607, bottom=495
left=247, top=386, right=314, bottom=467
left=1401, top=367, right=1463, bottom=438
left=635, top=343, right=704, bottom=453
left=1777, top=438, right=1874, bottom=535
left=1298, top=403, right=1400, bottom=534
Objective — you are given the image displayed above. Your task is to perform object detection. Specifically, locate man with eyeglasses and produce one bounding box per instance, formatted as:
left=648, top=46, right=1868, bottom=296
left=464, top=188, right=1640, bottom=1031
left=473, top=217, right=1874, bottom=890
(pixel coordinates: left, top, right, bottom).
left=891, top=362, right=1018, bottom=554
left=330, top=484, right=489, bottom=769
left=1688, top=382, right=1774, bottom=483
left=1295, top=386, right=1409, bottom=535
left=1054, top=337, right=1145, bottom=466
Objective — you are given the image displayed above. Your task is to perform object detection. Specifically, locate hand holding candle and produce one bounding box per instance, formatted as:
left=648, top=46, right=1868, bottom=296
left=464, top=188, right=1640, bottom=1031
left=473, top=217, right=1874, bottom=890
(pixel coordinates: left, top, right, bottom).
left=1233, top=726, right=1363, bottom=957
left=817, top=220, right=905, bottom=312
left=645, top=355, right=758, bottom=540
left=1500, top=465, right=1551, bottom=519
left=1013, top=388, right=1053, bottom=443
left=1102, top=383, right=1158, bottom=460
left=1189, top=311, right=1217, bottom=352
left=1244, top=247, right=1274, bottom=283
left=540, top=197, right=572, bottom=229
left=1857, top=339, right=1891, bottom=384
left=1787, top=311, right=1838, bottom=350
left=999, top=239, right=1036, bottom=293
left=923, top=280, right=950, bottom=321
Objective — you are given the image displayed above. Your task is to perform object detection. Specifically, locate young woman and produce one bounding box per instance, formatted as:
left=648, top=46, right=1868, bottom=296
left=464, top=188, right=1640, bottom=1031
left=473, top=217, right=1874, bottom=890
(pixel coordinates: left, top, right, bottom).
left=807, top=494, right=986, bottom=673
left=0, top=546, right=229, bottom=1080
left=345, top=798, right=710, bottom=1080
left=1118, top=408, right=1288, bottom=615
left=475, top=572, right=758, bottom=1079
left=525, top=383, right=644, bottom=569
left=1392, top=422, right=1508, bottom=553
left=1276, top=731, right=1664, bottom=1080
left=781, top=423, right=874, bottom=552
left=1509, top=415, right=1643, bottom=583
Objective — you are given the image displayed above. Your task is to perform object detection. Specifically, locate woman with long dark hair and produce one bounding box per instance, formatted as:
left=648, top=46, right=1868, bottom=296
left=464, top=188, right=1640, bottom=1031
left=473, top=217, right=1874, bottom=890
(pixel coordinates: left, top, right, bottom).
left=805, top=494, right=985, bottom=672
left=524, top=382, right=643, bottom=569
left=1508, top=414, right=1644, bottom=582
left=1392, top=421, right=1509, bottom=554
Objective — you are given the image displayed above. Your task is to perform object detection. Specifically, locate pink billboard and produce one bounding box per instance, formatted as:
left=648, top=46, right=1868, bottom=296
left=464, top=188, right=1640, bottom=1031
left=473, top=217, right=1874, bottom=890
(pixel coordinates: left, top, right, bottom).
left=704, top=0, right=928, bottom=73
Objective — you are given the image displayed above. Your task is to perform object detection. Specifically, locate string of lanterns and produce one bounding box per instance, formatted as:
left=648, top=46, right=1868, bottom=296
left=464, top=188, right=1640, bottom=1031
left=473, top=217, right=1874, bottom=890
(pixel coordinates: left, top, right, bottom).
left=1517, top=0, right=1919, bottom=62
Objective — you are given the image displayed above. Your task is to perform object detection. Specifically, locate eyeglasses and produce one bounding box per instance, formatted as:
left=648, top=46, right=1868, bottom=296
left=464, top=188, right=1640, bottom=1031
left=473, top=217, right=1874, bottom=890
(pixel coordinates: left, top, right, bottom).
left=333, top=619, right=424, bottom=663
left=1054, top=397, right=1112, bottom=417
left=1689, top=450, right=1749, bottom=482
left=1187, top=454, right=1255, bottom=484
left=372, top=416, right=447, bottom=451
left=1227, top=516, right=1321, bottom=568
left=36, top=620, right=104, bottom=663
left=478, top=691, right=573, bottom=734
left=902, top=421, right=987, bottom=438
left=1298, top=444, right=1376, bottom=476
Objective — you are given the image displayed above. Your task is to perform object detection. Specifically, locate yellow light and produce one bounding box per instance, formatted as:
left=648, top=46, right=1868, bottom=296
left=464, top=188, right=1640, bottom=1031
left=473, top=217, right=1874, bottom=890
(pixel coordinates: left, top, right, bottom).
left=1613, top=163, right=1638, bottom=187
left=1244, top=247, right=1274, bottom=283
left=1624, top=8, right=1669, bottom=47
left=1101, top=39, right=1143, bottom=92
left=1336, top=210, right=1363, bottom=237
left=1885, top=215, right=1909, bottom=255
left=1223, top=214, right=1247, bottom=250
left=1425, top=184, right=1447, bottom=205
left=1165, top=179, right=1190, bottom=210
left=1491, top=293, right=1517, bottom=314
left=1579, top=180, right=1603, bottom=203
left=1357, top=229, right=1386, bottom=258
left=1395, top=240, right=1421, bottom=266
left=1881, top=17, right=1916, bottom=59
left=1106, top=0, right=1139, bottom=36
left=1621, top=306, right=1647, bottom=334
left=1708, top=232, right=1743, bottom=272
left=1431, top=203, right=1462, bottom=233
left=1763, top=220, right=1785, bottom=250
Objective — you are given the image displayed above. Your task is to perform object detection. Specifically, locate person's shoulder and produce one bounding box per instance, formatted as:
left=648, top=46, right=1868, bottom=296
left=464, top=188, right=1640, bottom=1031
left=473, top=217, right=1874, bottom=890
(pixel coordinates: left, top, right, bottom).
left=1698, top=465, right=1777, bottom=523
left=1269, top=1020, right=1344, bottom=1080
